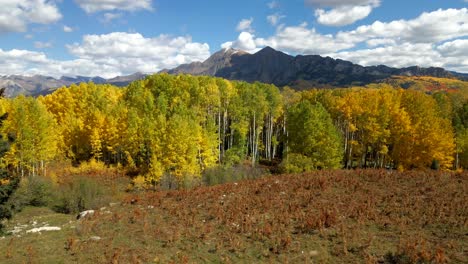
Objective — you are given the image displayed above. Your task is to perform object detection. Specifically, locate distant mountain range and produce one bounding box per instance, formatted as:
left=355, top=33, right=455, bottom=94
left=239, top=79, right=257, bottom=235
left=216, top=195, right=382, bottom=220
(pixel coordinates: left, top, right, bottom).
left=0, top=72, right=147, bottom=97
left=1, top=46, right=466, bottom=97
left=164, top=46, right=467, bottom=90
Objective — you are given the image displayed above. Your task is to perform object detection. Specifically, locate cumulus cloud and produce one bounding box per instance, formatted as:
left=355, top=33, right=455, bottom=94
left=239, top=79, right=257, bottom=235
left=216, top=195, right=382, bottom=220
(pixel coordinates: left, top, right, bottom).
left=236, top=18, right=254, bottom=33
left=337, top=8, right=468, bottom=44
left=0, top=32, right=210, bottom=78
left=75, top=0, right=153, bottom=13
left=65, top=32, right=210, bottom=76
left=315, top=5, right=372, bottom=26
left=0, top=48, right=122, bottom=78
left=307, top=0, right=380, bottom=26
left=221, top=8, right=468, bottom=73
left=0, top=48, right=49, bottom=75
left=63, top=25, right=74, bottom=32
left=226, top=23, right=353, bottom=54
left=366, top=38, right=396, bottom=47
left=0, top=0, right=62, bottom=33
left=437, top=39, right=468, bottom=57
left=221, top=32, right=260, bottom=53
left=328, top=43, right=444, bottom=69
left=267, top=13, right=285, bottom=26
left=327, top=41, right=468, bottom=73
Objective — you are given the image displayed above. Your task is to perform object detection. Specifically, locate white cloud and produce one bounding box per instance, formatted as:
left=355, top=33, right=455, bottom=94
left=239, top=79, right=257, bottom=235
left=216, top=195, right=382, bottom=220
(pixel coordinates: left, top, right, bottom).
left=100, top=13, right=123, bottom=23
left=337, top=8, right=468, bottom=44
left=267, top=13, right=285, bottom=26
left=34, top=41, right=53, bottom=49
left=236, top=18, right=254, bottom=33
left=262, top=23, right=353, bottom=54
left=0, top=32, right=210, bottom=78
left=63, top=25, right=73, bottom=32
left=307, top=0, right=380, bottom=26
left=75, top=0, right=153, bottom=13
left=329, top=41, right=468, bottom=73
left=0, top=0, right=62, bottom=33
left=315, top=5, right=372, bottom=26
left=328, top=43, right=444, bottom=69
left=366, top=38, right=396, bottom=47
left=0, top=48, right=118, bottom=78
left=64, top=32, right=210, bottom=77
left=223, top=23, right=353, bottom=54
left=306, top=0, right=380, bottom=7
left=0, top=48, right=49, bottom=75
left=221, top=32, right=260, bottom=53
left=437, top=39, right=468, bottom=57
left=221, top=8, right=468, bottom=73
left=268, top=1, right=279, bottom=9
left=221, top=42, right=233, bottom=50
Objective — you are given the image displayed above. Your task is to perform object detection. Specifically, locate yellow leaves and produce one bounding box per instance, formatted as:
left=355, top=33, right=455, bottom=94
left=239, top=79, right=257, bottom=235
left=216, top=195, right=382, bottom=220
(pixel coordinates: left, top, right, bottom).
left=41, top=82, right=127, bottom=162
left=349, top=123, right=358, bottom=132
left=390, top=91, right=456, bottom=169
left=5, top=73, right=462, bottom=179
left=384, top=75, right=468, bottom=93
left=1, top=96, right=60, bottom=175
left=319, top=86, right=458, bottom=169
left=146, top=156, right=164, bottom=183
left=379, top=145, right=389, bottom=155
left=90, top=128, right=103, bottom=160
left=0, top=178, right=10, bottom=186
left=130, top=175, right=149, bottom=190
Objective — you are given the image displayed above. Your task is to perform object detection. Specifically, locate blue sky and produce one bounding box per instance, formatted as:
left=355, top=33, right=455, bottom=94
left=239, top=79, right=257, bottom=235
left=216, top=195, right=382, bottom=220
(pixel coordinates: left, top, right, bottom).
left=0, top=0, right=467, bottom=78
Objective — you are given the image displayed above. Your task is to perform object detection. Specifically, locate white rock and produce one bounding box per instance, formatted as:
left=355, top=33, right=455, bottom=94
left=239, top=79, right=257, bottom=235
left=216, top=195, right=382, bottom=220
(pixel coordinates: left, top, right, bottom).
left=77, top=210, right=95, bottom=220
left=26, top=226, right=61, bottom=233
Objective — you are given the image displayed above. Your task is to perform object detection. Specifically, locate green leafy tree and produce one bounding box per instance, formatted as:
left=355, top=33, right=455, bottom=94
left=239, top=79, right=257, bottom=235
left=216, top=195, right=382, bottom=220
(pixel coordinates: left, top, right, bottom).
left=284, top=101, right=342, bottom=171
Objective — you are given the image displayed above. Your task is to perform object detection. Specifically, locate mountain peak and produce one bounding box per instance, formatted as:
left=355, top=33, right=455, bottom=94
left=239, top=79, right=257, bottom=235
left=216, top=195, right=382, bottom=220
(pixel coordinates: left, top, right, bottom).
left=214, top=47, right=248, bottom=57
left=164, top=47, right=460, bottom=89
left=258, top=46, right=276, bottom=53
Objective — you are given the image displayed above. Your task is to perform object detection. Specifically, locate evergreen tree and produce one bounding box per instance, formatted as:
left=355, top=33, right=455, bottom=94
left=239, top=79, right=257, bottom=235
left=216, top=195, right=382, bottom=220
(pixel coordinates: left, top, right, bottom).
left=0, top=89, right=19, bottom=230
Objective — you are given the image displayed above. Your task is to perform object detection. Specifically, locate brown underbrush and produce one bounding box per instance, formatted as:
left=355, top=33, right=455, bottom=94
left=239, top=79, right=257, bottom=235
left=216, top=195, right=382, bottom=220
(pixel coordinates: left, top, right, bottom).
left=1, top=169, right=466, bottom=263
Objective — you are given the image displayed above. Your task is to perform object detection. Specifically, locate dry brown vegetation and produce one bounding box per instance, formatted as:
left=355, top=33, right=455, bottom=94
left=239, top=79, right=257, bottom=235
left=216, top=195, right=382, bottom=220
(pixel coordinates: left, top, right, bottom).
left=1, top=169, right=467, bottom=263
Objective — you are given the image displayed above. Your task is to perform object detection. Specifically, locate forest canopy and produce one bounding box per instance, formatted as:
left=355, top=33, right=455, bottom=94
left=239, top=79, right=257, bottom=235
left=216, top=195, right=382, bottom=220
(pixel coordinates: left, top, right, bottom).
left=0, top=74, right=466, bottom=184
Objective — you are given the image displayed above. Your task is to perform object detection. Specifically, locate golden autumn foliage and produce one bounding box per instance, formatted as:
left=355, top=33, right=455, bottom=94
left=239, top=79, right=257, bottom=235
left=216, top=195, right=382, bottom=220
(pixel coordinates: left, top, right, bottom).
left=0, top=74, right=466, bottom=183
left=382, top=75, right=468, bottom=93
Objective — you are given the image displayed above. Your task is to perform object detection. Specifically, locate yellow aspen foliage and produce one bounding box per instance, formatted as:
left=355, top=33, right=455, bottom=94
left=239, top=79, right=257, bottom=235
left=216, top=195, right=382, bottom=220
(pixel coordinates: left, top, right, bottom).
left=2, top=96, right=60, bottom=176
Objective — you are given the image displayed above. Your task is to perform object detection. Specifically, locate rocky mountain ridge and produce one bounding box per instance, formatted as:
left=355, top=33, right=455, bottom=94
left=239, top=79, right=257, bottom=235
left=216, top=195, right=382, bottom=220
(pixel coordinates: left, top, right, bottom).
left=165, top=47, right=465, bottom=89
left=0, top=72, right=147, bottom=97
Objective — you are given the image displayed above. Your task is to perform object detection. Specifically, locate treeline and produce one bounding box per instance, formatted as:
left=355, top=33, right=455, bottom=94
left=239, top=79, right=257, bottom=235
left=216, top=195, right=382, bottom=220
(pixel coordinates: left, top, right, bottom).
left=0, top=74, right=467, bottom=183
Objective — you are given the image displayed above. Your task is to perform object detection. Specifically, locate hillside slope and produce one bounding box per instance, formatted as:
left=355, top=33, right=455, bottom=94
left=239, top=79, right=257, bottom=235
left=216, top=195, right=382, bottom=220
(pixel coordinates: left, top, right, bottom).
left=1, top=170, right=466, bottom=263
